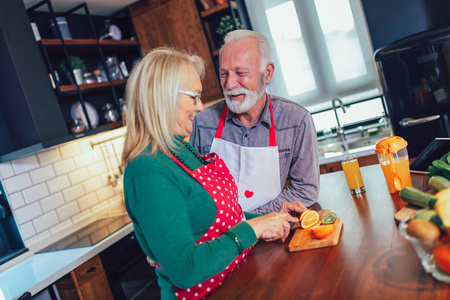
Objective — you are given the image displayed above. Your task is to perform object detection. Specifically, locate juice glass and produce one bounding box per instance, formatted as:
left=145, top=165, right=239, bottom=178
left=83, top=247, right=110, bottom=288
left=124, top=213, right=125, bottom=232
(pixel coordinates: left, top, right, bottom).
left=340, top=155, right=365, bottom=194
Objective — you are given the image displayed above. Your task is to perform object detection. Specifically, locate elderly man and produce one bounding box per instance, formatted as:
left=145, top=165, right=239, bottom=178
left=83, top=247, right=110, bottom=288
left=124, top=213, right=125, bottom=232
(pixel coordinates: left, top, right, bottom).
left=190, top=30, right=319, bottom=214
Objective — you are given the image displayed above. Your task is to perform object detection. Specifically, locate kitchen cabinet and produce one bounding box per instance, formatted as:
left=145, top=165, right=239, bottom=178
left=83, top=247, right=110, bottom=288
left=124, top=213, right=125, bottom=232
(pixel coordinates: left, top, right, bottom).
left=320, top=154, right=379, bottom=174
left=129, top=0, right=223, bottom=103
left=55, top=255, right=114, bottom=300
left=0, top=0, right=141, bottom=163
left=195, top=0, right=251, bottom=64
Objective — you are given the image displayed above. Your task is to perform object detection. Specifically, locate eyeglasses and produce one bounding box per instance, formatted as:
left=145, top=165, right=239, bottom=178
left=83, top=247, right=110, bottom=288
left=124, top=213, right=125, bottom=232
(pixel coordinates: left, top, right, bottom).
left=179, top=90, right=202, bottom=105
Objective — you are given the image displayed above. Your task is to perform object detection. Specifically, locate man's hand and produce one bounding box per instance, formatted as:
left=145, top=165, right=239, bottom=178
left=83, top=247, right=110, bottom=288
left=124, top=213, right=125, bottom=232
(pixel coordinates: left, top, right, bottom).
left=279, top=201, right=307, bottom=218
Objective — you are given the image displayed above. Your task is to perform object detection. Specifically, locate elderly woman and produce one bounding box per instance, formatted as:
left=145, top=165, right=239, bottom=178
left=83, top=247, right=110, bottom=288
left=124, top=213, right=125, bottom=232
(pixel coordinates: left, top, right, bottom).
left=122, top=47, right=299, bottom=300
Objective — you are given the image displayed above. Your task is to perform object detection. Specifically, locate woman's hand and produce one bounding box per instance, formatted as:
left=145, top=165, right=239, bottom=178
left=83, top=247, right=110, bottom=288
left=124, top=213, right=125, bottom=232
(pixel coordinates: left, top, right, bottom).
left=246, top=212, right=298, bottom=243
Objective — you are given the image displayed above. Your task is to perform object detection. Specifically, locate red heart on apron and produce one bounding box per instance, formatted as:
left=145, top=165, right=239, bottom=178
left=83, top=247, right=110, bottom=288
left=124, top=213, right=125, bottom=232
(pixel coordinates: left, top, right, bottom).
left=244, top=190, right=254, bottom=198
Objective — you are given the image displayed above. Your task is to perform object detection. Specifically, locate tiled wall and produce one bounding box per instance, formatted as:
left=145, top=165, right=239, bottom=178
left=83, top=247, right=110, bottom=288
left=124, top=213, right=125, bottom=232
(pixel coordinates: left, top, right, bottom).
left=0, top=128, right=126, bottom=253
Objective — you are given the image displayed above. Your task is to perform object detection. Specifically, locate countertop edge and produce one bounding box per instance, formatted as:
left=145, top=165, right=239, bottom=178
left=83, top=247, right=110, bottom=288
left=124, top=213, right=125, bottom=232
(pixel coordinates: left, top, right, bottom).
left=1, top=222, right=134, bottom=300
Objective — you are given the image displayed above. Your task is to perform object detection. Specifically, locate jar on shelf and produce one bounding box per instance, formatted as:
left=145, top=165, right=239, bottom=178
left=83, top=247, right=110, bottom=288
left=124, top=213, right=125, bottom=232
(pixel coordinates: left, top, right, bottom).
left=102, top=103, right=119, bottom=123
left=83, top=72, right=95, bottom=84
left=69, top=118, right=85, bottom=133
left=93, top=69, right=103, bottom=83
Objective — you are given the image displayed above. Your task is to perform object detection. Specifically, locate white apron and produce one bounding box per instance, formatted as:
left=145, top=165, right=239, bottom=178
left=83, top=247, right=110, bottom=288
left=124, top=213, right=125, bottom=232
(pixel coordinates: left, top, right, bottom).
left=210, top=97, right=281, bottom=211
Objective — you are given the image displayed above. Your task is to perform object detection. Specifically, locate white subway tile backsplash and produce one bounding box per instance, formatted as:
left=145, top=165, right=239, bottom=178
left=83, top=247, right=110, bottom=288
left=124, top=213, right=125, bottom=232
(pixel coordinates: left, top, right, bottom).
left=11, top=155, right=39, bottom=175
left=33, top=211, right=59, bottom=233
left=40, top=193, right=65, bottom=213
left=62, top=184, right=85, bottom=202
left=3, top=173, right=33, bottom=194
left=71, top=209, right=94, bottom=225
left=82, top=177, right=102, bottom=194
left=0, top=161, right=14, bottom=178
left=14, top=202, right=43, bottom=224
left=49, top=218, right=73, bottom=235
left=96, top=185, right=115, bottom=202
left=0, top=129, right=126, bottom=252
left=22, top=183, right=49, bottom=204
left=59, top=142, right=82, bottom=159
left=19, top=222, right=36, bottom=240
left=24, top=230, right=51, bottom=249
left=74, top=152, right=95, bottom=169
left=46, top=175, right=71, bottom=194
left=29, top=165, right=55, bottom=185
left=77, top=192, right=99, bottom=211
left=88, top=161, right=108, bottom=177
left=91, top=200, right=111, bottom=215
left=68, top=167, right=90, bottom=185
left=7, top=192, right=25, bottom=210
left=56, top=201, right=80, bottom=221
left=53, top=158, right=76, bottom=176
left=37, top=148, right=61, bottom=166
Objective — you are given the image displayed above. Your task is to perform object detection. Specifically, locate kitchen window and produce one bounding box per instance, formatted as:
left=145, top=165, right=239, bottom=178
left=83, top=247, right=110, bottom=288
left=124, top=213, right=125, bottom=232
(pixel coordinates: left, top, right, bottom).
left=244, top=0, right=382, bottom=113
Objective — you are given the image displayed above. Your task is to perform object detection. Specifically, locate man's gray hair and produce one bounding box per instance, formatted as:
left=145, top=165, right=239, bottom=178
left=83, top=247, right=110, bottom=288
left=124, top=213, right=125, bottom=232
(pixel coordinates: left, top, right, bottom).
left=219, top=29, right=271, bottom=72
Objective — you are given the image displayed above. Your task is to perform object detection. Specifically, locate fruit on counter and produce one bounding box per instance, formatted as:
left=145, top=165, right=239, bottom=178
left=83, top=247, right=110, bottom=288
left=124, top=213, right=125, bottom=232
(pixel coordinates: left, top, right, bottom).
left=399, top=186, right=436, bottom=208
left=313, top=224, right=335, bottom=239
left=434, top=189, right=450, bottom=228
left=406, top=219, right=441, bottom=242
left=433, top=245, right=450, bottom=274
left=429, top=176, right=450, bottom=192
left=300, top=210, right=320, bottom=229
left=321, top=212, right=337, bottom=224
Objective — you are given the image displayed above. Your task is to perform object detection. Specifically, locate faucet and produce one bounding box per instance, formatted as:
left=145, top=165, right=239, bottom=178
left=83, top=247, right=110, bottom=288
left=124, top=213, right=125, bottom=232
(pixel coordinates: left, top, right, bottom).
left=332, top=98, right=346, bottom=137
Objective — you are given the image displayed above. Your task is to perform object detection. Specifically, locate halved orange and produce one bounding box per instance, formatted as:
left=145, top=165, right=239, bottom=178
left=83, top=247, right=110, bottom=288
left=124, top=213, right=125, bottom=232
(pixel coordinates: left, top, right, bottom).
left=300, top=210, right=320, bottom=229
left=306, top=220, right=321, bottom=230
left=299, top=210, right=311, bottom=222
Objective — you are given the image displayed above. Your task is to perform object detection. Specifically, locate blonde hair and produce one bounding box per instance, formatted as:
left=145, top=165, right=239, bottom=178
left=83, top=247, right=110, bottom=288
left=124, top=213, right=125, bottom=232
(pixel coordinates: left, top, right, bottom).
left=122, top=47, right=205, bottom=165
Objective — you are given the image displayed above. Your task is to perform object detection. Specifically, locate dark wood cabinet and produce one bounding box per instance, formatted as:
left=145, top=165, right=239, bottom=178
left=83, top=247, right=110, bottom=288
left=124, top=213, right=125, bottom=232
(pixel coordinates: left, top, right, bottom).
left=129, top=0, right=223, bottom=103
left=55, top=255, right=114, bottom=300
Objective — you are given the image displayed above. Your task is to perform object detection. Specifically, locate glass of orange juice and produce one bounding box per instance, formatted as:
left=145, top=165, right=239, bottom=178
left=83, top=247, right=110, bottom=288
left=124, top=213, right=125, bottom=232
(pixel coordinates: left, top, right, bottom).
left=340, top=155, right=365, bottom=194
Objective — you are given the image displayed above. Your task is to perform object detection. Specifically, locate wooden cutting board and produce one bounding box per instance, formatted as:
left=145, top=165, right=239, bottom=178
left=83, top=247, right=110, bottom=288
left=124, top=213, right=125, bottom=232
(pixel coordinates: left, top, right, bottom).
left=288, top=210, right=343, bottom=252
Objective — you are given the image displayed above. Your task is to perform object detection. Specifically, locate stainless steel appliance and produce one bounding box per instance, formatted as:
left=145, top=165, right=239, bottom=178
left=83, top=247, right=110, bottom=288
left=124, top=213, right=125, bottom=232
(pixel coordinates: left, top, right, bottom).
left=374, top=27, right=450, bottom=157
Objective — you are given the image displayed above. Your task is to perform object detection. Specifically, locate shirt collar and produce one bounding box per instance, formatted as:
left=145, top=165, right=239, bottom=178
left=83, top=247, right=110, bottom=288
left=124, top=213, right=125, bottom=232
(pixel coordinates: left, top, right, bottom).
left=225, top=94, right=272, bottom=127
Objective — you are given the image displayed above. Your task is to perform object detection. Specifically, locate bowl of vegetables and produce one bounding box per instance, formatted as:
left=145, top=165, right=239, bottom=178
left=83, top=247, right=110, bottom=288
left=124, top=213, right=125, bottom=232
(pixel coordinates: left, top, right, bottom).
left=398, top=188, right=450, bottom=282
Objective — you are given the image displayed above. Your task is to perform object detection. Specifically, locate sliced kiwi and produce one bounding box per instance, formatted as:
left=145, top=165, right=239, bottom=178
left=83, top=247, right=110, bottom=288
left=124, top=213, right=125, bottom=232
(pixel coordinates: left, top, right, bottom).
left=321, top=212, right=337, bottom=224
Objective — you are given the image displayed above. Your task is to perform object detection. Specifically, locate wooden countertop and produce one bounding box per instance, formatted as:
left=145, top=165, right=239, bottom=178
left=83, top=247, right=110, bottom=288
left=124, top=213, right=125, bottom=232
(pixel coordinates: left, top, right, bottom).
left=210, top=165, right=449, bottom=300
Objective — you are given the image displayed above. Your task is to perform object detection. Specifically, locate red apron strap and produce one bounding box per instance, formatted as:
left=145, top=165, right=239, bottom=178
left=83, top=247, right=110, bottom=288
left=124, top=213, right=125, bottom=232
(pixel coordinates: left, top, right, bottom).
left=164, top=150, right=193, bottom=175
left=215, top=106, right=228, bottom=139
left=268, top=96, right=276, bottom=147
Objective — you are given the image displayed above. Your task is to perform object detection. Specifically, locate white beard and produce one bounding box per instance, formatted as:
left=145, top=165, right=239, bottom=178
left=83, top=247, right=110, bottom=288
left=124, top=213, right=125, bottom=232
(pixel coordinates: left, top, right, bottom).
left=224, top=74, right=266, bottom=114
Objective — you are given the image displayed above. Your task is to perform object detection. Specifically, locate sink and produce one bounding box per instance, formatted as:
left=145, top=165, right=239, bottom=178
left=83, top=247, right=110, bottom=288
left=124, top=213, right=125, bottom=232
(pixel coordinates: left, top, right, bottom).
left=318, top=123, right=392, bottom=158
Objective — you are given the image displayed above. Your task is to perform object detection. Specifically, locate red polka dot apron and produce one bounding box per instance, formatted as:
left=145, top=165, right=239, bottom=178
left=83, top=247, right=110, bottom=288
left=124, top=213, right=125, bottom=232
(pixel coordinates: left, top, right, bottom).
left=210, top=96, right=281, bottom=211
left=165, top=151, right=251, bottom=300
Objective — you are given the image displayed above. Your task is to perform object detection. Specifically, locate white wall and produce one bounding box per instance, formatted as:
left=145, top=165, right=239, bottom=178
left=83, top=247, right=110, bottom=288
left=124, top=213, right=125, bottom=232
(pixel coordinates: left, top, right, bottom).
left=0, top=127, right=126, bottom=254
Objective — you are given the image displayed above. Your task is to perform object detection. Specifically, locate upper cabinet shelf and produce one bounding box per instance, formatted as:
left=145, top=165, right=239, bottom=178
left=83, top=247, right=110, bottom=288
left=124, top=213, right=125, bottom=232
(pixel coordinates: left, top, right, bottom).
left=200, top=1, right=237, bottom=18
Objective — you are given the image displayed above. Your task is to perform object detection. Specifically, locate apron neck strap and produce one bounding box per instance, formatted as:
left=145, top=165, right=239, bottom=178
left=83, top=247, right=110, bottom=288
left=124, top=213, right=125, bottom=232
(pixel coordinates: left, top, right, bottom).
left=216, top=96, right=276, bottom=146
left=164, top=150, right=193, bottom=175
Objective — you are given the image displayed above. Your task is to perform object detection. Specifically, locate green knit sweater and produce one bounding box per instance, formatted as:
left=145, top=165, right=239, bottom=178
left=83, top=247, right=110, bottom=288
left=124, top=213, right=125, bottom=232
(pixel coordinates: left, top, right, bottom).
left=124, top=136, right=259, bottom=299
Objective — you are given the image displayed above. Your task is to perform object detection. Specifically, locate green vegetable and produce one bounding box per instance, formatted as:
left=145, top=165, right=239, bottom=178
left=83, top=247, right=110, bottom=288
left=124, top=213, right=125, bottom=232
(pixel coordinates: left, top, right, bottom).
left=432, top=160, right=450, bottom=171
left=321, top=212, right=337, bottom=224
left=429, top=176, right=450, bottom=192
left=426, top=151, right=450, bottom=180
left=414, top=209, right=444, bottom=228
left=399, top=186, right=437, bottom=208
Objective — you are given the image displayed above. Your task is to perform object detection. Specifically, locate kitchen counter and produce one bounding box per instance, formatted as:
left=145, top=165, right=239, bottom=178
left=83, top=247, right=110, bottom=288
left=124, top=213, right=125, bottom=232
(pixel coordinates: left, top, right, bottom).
left=0, top=220, right=134, bottom=300
left=210, top=165, right=450, bottom=299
